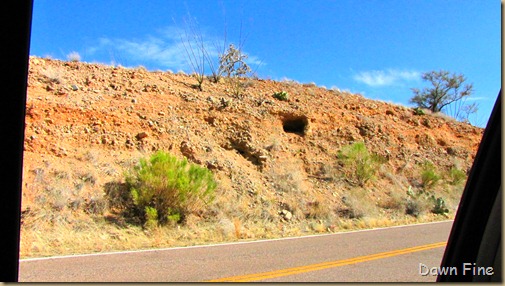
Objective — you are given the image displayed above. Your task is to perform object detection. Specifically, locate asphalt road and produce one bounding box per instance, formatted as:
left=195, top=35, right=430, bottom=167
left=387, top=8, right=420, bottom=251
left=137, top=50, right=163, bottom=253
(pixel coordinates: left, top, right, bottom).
left=18, top=221, right=453, bottom=282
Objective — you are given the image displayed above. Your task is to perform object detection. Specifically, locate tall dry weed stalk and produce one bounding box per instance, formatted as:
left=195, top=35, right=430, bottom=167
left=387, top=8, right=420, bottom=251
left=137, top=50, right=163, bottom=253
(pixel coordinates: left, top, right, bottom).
left=233, top=217, right=242, bottom=239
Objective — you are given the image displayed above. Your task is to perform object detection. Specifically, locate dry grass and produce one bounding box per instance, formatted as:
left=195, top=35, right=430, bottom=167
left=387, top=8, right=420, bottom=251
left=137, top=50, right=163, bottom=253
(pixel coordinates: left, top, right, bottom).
left=20, top=208, right=453, bottom=259
left=19, top=147, right=464, bottom=259
left=305, top=194, right=333, bottom=220
left=233, top=218, right=242, bottom=239
left=341, top=188, right=379, bottom=219
left=378, top=190, right=405, bottom=211
left=39, top=66, right=65, bottom=84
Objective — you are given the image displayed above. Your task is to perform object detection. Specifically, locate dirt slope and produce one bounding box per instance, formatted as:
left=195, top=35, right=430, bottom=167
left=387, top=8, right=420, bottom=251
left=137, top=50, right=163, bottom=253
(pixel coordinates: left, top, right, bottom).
left=20, top=56, right=483, bottom=257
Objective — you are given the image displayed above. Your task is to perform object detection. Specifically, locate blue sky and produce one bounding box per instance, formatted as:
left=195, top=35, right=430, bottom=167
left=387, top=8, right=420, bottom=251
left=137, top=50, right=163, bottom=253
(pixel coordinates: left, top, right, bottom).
left=30, top=1, right=500, bottom=127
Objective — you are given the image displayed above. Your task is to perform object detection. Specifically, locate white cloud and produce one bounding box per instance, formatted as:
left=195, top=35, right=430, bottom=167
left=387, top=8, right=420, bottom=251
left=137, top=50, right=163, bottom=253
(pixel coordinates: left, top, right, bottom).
left=464, top=96, right=488, bottom=101
left=116, top=36, right=190, bottom=68
left=89, top=32, right=195, bottom=70
left=246, top=55, right=266, bottom=68
left=86, top=26, right=263, bottom=73
left=353, top=69, right=420, bottom=87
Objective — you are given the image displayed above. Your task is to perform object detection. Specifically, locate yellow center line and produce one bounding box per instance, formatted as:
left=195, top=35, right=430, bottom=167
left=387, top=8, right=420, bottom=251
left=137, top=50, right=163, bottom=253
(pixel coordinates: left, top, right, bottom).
left=207, top=241, right=446, bottom=282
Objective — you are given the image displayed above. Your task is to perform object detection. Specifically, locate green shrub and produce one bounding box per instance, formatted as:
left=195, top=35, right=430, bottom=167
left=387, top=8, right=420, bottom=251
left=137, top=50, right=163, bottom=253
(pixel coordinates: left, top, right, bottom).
left=273, top=91, right=289, bottom=101
left=166, top=209, right=182, bottom=224
left=447, top=167, right=466, bottom=185
left=406, top=186, right=449, bottom=217
left=420, top=161, right=441, bottom=189
left=144, top=206, right=159, bottom=229
left=337, top=142, right=384, bottom=186
left=431, top=197, right=449, bottom=215
left=125, top=151, right=216, bottom=227
left=413, top=107, right=425, bottom=115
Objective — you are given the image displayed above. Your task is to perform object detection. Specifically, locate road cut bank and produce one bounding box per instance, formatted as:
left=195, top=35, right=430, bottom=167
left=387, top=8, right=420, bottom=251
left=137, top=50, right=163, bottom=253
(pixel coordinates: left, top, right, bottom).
left=419, top=263, right=495, bottom=277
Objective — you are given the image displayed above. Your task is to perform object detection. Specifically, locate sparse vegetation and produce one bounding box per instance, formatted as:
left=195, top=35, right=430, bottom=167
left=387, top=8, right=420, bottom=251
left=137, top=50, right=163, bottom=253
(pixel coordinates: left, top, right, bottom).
left=405, top=187, right=430, bottom=217
left=176, top=15, right=209, bottom=91
left=420, top=161, right=441, bottom=189
left=175, top=12, right=232, bottom=90
left=305, top=197, right=331, bottom=219
left=431, top=197, right=449, bottom=216
left=405, top=199, right=424, bottom=217
left=337, top=142, right=384, bottom=186
left=40, top=66, right=63, bottom=84
left=341, top=188, right=378, bottom=219
left=280, top=77, right=299, bottom=86
left=447, top=167, right=466, bottom=185
left=66, top=51, right=81, bottom=62
left=378, top=190, right=405, bottom=211
left=406, top=186, right=449, bottom=217
left=219, top=44, right=252, bottom=97
left=303, top=82, right=317, bottom=87
left=273, top=91, right=289, bottom=101
left=413, top=107, right=425, bottom=116
left=175, top=11, right=253, bottom=95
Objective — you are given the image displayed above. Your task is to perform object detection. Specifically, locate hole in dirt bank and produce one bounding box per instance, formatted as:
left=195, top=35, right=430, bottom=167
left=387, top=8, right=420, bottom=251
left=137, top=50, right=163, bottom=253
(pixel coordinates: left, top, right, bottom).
left=282, top=115, right=309, bottom=136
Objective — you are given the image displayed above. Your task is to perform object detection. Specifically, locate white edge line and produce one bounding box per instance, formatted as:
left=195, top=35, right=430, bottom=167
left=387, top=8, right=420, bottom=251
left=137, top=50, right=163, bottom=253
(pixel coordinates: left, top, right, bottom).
left=20, top=220, right=452, bottom=262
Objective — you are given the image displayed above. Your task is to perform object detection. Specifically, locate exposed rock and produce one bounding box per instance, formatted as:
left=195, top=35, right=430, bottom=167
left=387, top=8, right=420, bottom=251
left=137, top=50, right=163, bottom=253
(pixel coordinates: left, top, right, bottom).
left=280, top=209, right=293, bottom=221
left=180, top=141, right=201, bottom=164
left=136, top=132, right=149, bottom=140
left=415, top=134, right=436, bottom=148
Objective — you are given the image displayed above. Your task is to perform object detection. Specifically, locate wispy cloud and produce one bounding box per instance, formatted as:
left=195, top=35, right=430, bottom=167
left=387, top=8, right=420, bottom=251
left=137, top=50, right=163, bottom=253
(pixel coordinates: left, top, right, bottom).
left=86, top=25, right=263, bottom=72
left=246, top=55, right=266, bottom=69
left=464, top=96, right=488, bottom=101
left=353, top=69, right=420, bottom=87
left=88, top=29, right=203, bottom=70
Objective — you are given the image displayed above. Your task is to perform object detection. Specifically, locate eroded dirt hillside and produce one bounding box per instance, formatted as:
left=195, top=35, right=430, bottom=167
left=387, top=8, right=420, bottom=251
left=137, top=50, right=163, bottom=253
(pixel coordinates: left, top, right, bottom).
left=20, top=56, right=483, bottom=257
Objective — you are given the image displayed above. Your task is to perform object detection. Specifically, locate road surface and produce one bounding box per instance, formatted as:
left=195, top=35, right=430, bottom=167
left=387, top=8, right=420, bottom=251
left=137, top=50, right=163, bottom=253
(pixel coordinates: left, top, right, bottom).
left=19, top=221, right=453, bottom=282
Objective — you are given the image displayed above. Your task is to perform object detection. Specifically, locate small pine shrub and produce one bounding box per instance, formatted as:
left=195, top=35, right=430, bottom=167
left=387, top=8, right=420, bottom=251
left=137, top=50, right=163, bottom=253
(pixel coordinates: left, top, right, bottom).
left=166, top=209, right=181, bottom=224
left=144, top=206, right=159, bottom=229
left=420, top=161, right=441, bottom=189
left=125, top=151, right=216, bottom=227
left=273, top=91, right=289, bottom=101
left=337, top=142, right=384, bottom=186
